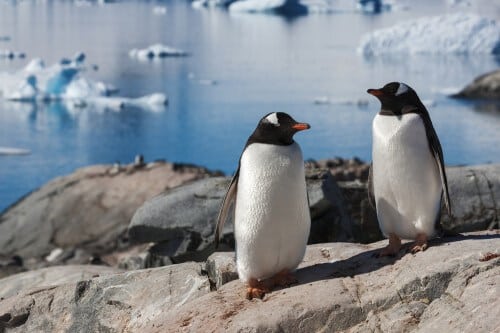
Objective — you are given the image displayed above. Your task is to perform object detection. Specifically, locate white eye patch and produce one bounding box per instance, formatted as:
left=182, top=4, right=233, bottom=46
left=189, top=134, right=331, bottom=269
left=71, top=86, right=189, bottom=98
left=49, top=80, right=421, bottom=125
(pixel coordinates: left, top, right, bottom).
left=265, top=113, right=280, bottom=126
left=395, top=83, right=409, bottom=96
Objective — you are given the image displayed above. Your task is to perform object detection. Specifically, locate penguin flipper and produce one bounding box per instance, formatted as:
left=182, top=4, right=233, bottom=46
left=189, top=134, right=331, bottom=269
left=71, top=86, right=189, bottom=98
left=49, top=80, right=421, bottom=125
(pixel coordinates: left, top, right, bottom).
left=214, top=169, right=239, bottom=249
left=367, top=163, right=376, bottom=209
left=420, top=112, right=452, bottom=217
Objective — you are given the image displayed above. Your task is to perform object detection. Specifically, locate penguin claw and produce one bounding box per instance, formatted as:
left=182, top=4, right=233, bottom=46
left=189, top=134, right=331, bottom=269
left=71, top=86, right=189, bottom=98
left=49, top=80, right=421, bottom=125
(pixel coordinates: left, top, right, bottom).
left=246, top=287, right=269, bottom=300
left=409, top=243, right=428, bottom=254
left=408, top=234, right=428, bottom=254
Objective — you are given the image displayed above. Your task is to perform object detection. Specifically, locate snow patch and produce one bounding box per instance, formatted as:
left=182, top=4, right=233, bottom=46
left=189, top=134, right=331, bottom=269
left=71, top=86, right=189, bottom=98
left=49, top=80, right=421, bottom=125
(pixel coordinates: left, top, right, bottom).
left=358, top=13, right=500, bottom=56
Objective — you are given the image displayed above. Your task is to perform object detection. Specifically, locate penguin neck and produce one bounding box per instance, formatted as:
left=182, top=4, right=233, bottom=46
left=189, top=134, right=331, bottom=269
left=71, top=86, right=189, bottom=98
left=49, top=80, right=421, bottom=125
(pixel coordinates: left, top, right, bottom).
left=379, top=105, right=420, bottom=116
left=246, top=130, right=295, bottom=147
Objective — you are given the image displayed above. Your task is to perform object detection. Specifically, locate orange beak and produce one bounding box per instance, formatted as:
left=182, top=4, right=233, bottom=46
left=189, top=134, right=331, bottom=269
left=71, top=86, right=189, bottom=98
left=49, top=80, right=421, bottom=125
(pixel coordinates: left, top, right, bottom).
left=367, top=88, right=384, bottom=97
left=292, top=123, right=310, bottom=131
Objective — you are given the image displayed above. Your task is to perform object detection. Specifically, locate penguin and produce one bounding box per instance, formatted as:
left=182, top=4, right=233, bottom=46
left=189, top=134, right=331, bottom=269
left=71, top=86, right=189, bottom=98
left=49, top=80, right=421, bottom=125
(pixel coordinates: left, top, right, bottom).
left=214, top=112, right=311, bottom=300
left=367, top=82, right=452, bottom=256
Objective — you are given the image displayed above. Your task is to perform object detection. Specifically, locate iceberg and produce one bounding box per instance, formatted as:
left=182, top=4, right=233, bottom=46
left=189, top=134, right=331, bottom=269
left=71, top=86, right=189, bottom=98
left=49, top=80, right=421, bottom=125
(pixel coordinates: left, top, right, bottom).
left=229, top=0, right=307, bottom=15
left=129, top=44, right=188, bottom=60
left=358, top=14, right=500, bottom=56
left=0, top=54, right=168, bottom=111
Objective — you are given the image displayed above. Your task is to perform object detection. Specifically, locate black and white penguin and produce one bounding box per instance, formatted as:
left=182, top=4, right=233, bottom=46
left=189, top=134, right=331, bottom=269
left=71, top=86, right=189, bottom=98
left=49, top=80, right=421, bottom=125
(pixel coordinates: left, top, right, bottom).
left=215, top=112, right=311, bottom=299
left=367, top=82, right=452, bottom=256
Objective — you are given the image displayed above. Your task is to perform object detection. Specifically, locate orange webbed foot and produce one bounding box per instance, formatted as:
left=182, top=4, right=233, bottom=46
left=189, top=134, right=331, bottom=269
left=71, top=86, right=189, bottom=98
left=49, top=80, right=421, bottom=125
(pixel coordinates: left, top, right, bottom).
left=408, top=233, right=428, bottom=254
left=246, top=278, right=271, bottom=300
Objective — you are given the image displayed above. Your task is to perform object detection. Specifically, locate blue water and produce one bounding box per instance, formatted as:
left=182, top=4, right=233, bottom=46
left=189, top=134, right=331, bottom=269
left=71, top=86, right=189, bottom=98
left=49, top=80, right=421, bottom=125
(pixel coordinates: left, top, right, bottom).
left=0, top=0, right=499, bottom=212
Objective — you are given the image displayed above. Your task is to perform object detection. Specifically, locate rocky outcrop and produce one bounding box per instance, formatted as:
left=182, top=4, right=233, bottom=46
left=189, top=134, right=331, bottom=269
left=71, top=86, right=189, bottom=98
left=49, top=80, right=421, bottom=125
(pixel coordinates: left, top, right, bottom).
left=0, top=265, right=121, bottom=300
left=0, top=262, right=210, bottom=332
left=0, top=232, right=498, bottom=332
left=453, top=69, right=500, bottom=100
left=442, top=164, right=500, bottom=232
left=128, top=170, right=354, bottom=264
left=0, top=161, right=220, bottom=262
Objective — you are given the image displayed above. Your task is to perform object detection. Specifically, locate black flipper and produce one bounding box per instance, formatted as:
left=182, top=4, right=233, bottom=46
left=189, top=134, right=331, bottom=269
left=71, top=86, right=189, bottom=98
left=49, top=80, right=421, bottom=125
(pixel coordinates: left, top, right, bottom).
left=214, top=168, right=239, bottom=249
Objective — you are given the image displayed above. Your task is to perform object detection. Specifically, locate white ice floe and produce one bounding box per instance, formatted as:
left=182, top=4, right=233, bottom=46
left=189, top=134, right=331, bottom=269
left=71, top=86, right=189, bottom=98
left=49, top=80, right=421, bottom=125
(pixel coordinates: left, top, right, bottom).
left=0, top=53, right=168, bottom=111
left=129, top=44, right=188, bottom=60
left=0, top=147, right=30, bottom=156
left=192, top=0, right=236, bottom=8
left=0, top=50, right=25, bottom=59
left=358, top=13, right=500, bottom=56
left=229, top=0, right=286, bottom=12
left=152, top=5, right=167, bottom=14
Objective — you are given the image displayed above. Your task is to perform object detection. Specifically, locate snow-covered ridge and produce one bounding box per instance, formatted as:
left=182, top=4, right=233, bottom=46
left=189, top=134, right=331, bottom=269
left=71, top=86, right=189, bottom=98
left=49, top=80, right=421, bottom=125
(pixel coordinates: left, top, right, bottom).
left=129, top=44, right=188, bottom=60
left=358, top=13, right=500, bottom=56
left=0, top=53, right=168, bottom=111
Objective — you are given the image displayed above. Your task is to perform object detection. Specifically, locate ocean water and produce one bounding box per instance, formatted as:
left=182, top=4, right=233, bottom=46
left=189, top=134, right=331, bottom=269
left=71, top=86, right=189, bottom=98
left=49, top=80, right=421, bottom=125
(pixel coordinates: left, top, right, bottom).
left=0, top=0, right=499, bottom=212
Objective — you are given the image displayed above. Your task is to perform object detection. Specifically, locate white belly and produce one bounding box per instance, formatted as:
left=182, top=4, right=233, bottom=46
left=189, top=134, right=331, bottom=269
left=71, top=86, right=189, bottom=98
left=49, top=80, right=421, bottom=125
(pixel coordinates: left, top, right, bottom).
left=372, top=113, right=442, bottom=240
left=235, top=142, right=311, bottom=282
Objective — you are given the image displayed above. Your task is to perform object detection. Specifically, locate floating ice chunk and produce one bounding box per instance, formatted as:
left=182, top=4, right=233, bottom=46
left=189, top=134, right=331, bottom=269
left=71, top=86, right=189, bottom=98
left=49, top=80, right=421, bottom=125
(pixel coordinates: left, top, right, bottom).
left=153, top=6, right=167, bottom=14
left=0, top=50, right=26, bottom=59
left=229, top=0, right=286, bottom=12
left=79, top=93, right=168, bottom=112
left=4, top=75, right=38, bottom=101
left=1, top=55, right=167, bottom=112
left=129, top=44, right=188, bottom=60
left=358, top=14, right=500, bottom=56
left=192, top=0, right=236, bottom=8
left=24, top=58, right=46, bottom=72
left=0, top=147, right=31, bottom=156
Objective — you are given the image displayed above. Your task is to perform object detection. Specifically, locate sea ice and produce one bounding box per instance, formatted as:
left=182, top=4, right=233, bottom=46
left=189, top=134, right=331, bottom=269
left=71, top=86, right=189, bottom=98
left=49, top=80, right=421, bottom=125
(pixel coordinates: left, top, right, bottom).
left=358, top=13, right=500, bottom=56
left=229, top=0, right=307, bottom=14
left=129, top=44, right=188, bottom=60
left=0, top=53, right=168, bottom=111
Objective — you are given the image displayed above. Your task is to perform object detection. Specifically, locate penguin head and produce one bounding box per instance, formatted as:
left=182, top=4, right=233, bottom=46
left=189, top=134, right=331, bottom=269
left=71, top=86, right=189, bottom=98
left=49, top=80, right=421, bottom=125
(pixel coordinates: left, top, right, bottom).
left=367, top=82, right=422, bottom=114
left=249, top=112, right=310, bottom=146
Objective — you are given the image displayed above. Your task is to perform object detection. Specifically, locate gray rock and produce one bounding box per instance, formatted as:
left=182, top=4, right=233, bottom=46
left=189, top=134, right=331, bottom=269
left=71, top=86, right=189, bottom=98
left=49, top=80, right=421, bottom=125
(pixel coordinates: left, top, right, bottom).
left=128, top=172, right=354, bottom=263
left=0, top=262, right=210, bottom=332
left=441, top=164, right=500, bottom=232
left=128, top=177, right=232, bottom=261
left=0, top=265, right=121, bottom=299
left=453, top=69, right=500, bottom=100
left=2, top=232, right=497, bottom=332
left=150, top=231, right=500, bottom=332
left=0, top=162, right=216, bottom=260
left=205, top=252, right=238, bottom=289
